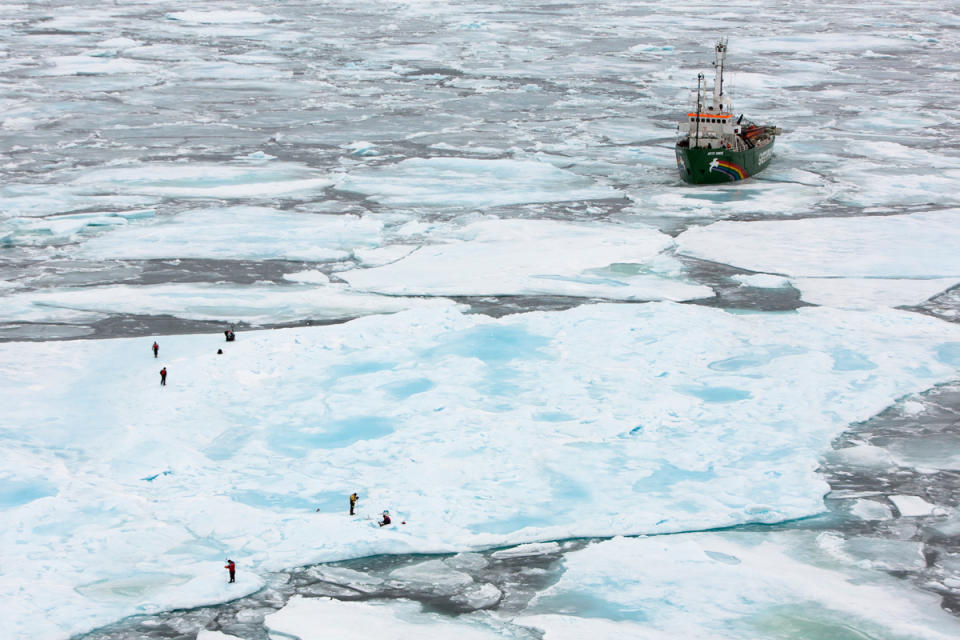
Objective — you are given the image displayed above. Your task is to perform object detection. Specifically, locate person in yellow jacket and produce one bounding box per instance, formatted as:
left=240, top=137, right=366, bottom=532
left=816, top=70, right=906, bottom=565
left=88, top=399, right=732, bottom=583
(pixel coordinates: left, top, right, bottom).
left=349, top=492, right=359, bottom=515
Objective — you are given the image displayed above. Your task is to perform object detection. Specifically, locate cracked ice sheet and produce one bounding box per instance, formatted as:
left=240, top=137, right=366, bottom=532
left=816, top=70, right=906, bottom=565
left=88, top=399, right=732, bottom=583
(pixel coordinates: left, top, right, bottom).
left=341, top=218, right=712, bottom=300
left=3, top=302, right=960, bottom=638
left=335, top=157, right=623, bottom=208
left=516, top=532, right=960, bottom=640
left=677, top=210, right=960, bottom=307
left=74, top=207, right=382, bottom=262
left=0, top=282, right=458, bottom=325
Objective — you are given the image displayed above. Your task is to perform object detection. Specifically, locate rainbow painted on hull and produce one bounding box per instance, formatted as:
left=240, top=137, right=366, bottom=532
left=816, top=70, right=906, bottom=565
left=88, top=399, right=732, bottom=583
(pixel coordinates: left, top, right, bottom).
left=710, top=159, right=748, bottom=180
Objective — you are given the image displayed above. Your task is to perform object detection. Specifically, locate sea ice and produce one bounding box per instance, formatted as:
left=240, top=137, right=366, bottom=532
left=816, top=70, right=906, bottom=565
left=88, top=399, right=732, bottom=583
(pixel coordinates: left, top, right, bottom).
left=165, top=10, right=275, bottom=25
left=890, top=495, right=939, bottom=517
left=678, top=210, right=960, bottom=278
left=850, top=499, right=894, bottom=521
left=452, top=582, right=503, bottom=610
left=304, top=567, right=384, bottom=594
left=0, top=281, right=458, bottom=326
left=826, top=444, right=896, bottom=469
left=4, top=2, right=960, bottom=637
left=491, top=542, right=562, bottom=560
left=825, top=534, right=926, bottom=572
left=516, top=532, right=960, bottom=639
left=339, top=217, right=711, bottom=300
left=646, top=179, right=824, bottom=218
left=3, top=302, right=960, bottom=638
left=0, top=209, right=155, bottom=248
left=74, top=206, right=382, bottom=262
left=886, top=434, right=960, bottom=471
left=264, top=596, right=510, bottom=640
left=389, top=559, right=474, bottom=596
left=791, top=277, right=959, bottom=310
left=33, top=55, right=152, bottom=76
left=731, top=274, right=791, bottom=289
left=335, top=157, right=623, bottom=207
left=197, top=631, right=240, bottom=640
left=0, top=183, right=160, bottom=219
left=69, top=163, right=333, bottom=200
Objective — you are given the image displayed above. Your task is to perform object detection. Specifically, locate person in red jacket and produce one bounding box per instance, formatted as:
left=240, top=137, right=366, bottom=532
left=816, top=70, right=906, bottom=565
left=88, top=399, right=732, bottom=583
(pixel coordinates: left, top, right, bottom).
left=160, top=367, right=167, bottom=386
left=152, top=341, right=159, bottom=358
left=225, top=559, right=235, bottom=583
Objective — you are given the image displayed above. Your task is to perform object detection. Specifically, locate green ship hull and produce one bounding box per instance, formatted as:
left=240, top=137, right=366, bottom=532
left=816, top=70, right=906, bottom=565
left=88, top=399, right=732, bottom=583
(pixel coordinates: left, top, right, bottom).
left=675, top=139, right=775, bottom=184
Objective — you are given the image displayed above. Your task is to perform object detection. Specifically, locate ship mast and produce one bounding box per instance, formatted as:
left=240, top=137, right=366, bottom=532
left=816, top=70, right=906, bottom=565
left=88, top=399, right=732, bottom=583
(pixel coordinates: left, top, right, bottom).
left=695, top=73, right=703, bottom=146
left=713, top=39, right=726, bottom=111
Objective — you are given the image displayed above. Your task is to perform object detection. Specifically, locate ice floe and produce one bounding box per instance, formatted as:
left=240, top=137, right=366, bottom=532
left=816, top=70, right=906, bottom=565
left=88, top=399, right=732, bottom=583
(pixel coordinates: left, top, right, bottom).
left=791, top=277, right=959, bottom=309
left=165, top=10, right=275, bottom=25
left=0, top=209, right=155, bottom=248
left=678, top=211, right=960, bottom=279
left=516, top=532, right=960, bottom=639
left=34, top=55, right=152, bottom=76
left=890, top=495, right=940, bottom=517
left=69, top=163, right=332, bottom=200
left=677, top=210, right=960, bottom=308
left=264, top=596, right=508, bottom=640
left=0, top=281, right=457, bottom=326
left=74, top=206, right=381, bottom=262
left=340, top=218, right=711, bottom=300
left=335, top=158, right=624, bottom=207
left=3, top=302, right=960, bottom=637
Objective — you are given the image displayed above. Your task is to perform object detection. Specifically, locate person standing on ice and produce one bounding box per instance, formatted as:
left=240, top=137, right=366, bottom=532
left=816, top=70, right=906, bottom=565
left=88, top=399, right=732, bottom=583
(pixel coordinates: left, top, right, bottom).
left=225, top=559, right=236, bottom=583
left=160, top=367, right=167, bottom=386
left=152, top=341, right=159, bottom=358
left=349, top=492, right=359, bottom=515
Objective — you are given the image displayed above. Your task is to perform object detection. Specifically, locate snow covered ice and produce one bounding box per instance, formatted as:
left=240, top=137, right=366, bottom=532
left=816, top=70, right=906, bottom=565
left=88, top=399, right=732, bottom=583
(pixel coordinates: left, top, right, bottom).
left=4, top=303, right=960, bottom=638
left=3, top=0, right=960, bottom=638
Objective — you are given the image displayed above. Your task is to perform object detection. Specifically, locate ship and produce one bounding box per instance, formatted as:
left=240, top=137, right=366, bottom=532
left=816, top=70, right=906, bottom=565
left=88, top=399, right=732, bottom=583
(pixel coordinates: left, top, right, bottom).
left=675, top=40, right=781, bottom=184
